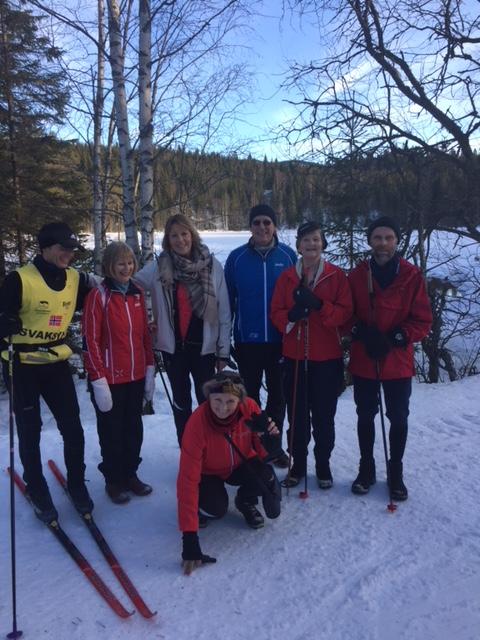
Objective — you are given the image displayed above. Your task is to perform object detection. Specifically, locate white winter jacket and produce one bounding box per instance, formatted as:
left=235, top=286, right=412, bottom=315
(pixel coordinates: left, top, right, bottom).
left=134, top=256, right=231, bottom=358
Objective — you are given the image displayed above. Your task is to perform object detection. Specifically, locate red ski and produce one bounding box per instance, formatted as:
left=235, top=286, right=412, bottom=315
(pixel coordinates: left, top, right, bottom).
left=8, top=468, right=133, bottom=619
left=48, top=460, right=156, bottom=619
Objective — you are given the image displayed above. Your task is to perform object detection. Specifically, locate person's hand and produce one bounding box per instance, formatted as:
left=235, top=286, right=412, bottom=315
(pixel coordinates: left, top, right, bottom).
left=216, top=358, right=228, bottom=372
left=246, top=411, right=280, bottom=436
left=287, top=304, right=310, bottom=323
left=144, top=365, right=155, bottom=402
left=0, top=313, right=22, bottom=338
left=148, top=320, right=157, bottom=334
left=181, top=532, right=216, bottom=576
left=352, top=323, right=390, bottom=360
left=388, top=327, right=408, bottom=348
left=91, top=377, right=113, bottom=412
left=265, top=417, right=279, bottom=437
left=293, top=285, right=323, bottom=311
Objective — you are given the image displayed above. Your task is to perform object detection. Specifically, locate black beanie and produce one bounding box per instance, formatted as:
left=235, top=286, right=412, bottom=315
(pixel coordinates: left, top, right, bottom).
left=367, top=216, right=400, bottom=243
left=249, top=204, right=277, bottom=226
left=296, top=220, right=328, bottom=250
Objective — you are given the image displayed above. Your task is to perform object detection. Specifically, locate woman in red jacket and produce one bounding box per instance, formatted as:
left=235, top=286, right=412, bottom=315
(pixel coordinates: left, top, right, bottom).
left=271, top=221, right=353, bottom=489
left=177, top=371, right=281, bottom=575
left=83, top=242, right=155, bottom=504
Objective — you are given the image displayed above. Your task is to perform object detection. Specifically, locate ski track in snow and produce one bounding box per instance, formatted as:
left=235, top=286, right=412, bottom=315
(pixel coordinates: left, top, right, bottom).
left=1, top=374, right=479, bottom=640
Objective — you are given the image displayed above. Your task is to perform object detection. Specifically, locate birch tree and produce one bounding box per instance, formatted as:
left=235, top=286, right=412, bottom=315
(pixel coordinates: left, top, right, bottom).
left=106, top=0, right=139, bottom=255
left=138, top=0, right=154, bottom=263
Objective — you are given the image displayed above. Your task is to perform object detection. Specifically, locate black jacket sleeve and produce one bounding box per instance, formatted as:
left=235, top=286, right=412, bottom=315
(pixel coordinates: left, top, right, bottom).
left=76, top=272, right=93, bottom=311
left=0, top=272, right=22, bottom=316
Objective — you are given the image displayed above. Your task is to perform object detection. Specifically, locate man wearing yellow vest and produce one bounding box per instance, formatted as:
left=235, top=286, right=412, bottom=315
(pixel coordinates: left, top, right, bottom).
left=0, top=222, right=94, bottom=522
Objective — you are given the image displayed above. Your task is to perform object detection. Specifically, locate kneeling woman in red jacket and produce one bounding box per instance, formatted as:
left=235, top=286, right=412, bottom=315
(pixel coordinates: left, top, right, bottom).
left=177, top=371, right=281, bottom=575
left=83, top=242, right=155, bottom=504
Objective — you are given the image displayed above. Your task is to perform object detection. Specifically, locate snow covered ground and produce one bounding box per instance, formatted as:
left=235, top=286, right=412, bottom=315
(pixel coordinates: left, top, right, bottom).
left=1, top=374, right=479, bottom=640
left=1, top=230, right=479, bottom=639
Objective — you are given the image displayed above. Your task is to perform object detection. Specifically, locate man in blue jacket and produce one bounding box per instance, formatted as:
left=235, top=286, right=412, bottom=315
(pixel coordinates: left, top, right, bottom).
left=224, top=204, right=297, bottom=467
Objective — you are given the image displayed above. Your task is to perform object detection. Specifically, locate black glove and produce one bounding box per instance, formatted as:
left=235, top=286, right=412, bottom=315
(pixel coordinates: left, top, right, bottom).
left=293, top=285, right=323, bottom=311
left=388, top=327, right=408, bottom=348
left=182, top=532, right=216, bottom=564
left=245, top=411, right=282, bottom=458
left=352, top=323, right=391, bottom=360
left=0, top=313, right=22, bottom=339
left=287, top=304, right=310, bottom=323
left=245, top=411, right=270, bottom=433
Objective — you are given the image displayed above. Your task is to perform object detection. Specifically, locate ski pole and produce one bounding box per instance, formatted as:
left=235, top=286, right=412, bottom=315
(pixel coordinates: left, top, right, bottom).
left=299, top=318, right=309, bottom=500
left=152, top=350, right=174, bottom=412
left=285, top=351, right=300, bottom=497
left=7, top=338, right=23, bottom=639
left=375, top=360, right=397, bottom=513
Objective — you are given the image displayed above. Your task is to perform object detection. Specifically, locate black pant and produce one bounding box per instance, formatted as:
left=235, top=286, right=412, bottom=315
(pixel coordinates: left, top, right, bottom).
left=3, top=359, right=86, bottom=492
left=234, top=342, right=286, bottom=434
left=162, top=346, right=216, bottom=445
left=353, top=376, right=412, bottom=463
left=284, top=357, right=344, bottom=478
left=90, top=378, right=145, bottom=485
left=198, top=459, right=275, bottom=516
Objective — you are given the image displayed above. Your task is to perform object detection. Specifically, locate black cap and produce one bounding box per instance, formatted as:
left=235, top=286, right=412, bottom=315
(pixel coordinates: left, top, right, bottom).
left=296, top=220, right=328, bottom=249
left=38, top=222, right=84, bottom=250
left=366, top=216, right=400, bottom=243
left=249, top=204, right=277, bottom=226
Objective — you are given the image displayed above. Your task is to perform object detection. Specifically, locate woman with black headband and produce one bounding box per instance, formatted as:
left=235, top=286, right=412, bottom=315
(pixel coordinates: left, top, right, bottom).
left=177, top=371, right=282, bottom=575
left=271, top=221, right=353, bottom=491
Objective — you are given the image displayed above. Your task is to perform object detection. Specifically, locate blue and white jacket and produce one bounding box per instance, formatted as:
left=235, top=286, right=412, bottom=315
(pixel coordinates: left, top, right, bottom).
left=224, top=237, right=297, bottom=344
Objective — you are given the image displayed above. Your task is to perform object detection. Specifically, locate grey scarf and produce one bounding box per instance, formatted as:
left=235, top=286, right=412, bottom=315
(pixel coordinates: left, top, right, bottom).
left=157, top=244, right=217, bottom=322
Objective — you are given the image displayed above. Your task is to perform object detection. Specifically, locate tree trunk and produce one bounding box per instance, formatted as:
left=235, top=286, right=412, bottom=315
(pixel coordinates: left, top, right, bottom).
left=138, top=0, right=154, bottom=265
left=106, top=0, right=139, bottom=256
left=92, top=0, right=107, bottom=273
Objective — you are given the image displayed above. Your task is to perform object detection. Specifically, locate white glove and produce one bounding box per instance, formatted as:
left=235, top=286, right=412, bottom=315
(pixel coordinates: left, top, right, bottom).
left=144, top=365, right=155, bottom=402
left=91, top=377, right=113, bottom=412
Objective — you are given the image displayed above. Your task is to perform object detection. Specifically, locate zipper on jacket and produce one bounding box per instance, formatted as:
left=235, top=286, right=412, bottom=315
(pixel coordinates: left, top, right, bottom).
left=124, top=297, right=135, bottom=379
left=262, top=259, right=268, bottom=341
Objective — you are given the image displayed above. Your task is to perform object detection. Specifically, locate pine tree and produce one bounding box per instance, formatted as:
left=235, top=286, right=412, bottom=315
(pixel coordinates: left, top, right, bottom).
left=0, top=0, right=69, bottom=275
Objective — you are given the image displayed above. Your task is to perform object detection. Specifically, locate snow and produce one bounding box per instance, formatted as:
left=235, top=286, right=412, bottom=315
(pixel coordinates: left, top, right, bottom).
left=1, top=232, right=480, bottom=640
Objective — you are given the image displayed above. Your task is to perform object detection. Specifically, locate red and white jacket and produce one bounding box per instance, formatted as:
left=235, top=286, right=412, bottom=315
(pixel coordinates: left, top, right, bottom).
left=270, top=261, right=353, bottom=362
left=347, top=258, right=432, bottom=380
left=177, top=398, right=268, bottom=533
left=82, top=279, right=154, bottom=384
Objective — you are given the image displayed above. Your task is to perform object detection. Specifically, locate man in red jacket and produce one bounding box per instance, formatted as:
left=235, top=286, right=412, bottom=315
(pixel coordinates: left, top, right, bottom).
left=348, top=217, right=432, bottom=501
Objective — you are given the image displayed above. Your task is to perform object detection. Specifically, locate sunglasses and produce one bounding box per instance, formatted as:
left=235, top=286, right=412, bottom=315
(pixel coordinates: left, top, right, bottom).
left=252, top=219, right=272, bottom=227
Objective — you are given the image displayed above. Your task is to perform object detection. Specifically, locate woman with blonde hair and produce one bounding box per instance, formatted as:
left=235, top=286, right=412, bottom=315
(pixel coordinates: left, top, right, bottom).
left=135, top=214, right=231, bottom=445
left=83, top=241, right=155, bottom=504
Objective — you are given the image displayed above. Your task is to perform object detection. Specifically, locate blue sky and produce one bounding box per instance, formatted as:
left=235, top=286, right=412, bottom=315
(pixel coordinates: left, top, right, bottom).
left=226, top=1, right=323, bottom=160
left=226, top=0, right=480, bottom=161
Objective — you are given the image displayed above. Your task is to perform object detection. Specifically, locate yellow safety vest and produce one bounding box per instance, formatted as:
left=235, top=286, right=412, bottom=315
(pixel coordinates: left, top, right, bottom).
left=2, top=263, right=79, bottom=364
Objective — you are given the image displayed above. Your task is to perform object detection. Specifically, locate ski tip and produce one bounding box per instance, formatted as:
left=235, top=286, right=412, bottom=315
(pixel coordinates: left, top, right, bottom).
left=387, top=503, right=397, bottom=513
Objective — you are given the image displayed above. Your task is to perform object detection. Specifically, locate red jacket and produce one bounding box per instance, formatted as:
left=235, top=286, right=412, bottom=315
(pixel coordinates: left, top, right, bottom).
left=82, top=280, right=154, bottom=384
left=270, top=261, right=353, bottom=362
left=177, top=398, right=268, bottom=532
left=348, top=258, right=432, bottom=380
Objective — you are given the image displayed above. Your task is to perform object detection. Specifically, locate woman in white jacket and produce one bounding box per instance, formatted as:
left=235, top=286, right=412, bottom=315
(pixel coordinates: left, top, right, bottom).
left=135, top=214, right=231, bottom=444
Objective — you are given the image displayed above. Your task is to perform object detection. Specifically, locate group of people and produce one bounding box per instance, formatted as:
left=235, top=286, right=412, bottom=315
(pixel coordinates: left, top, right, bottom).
left=0, top=209, right=432, bottom=575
